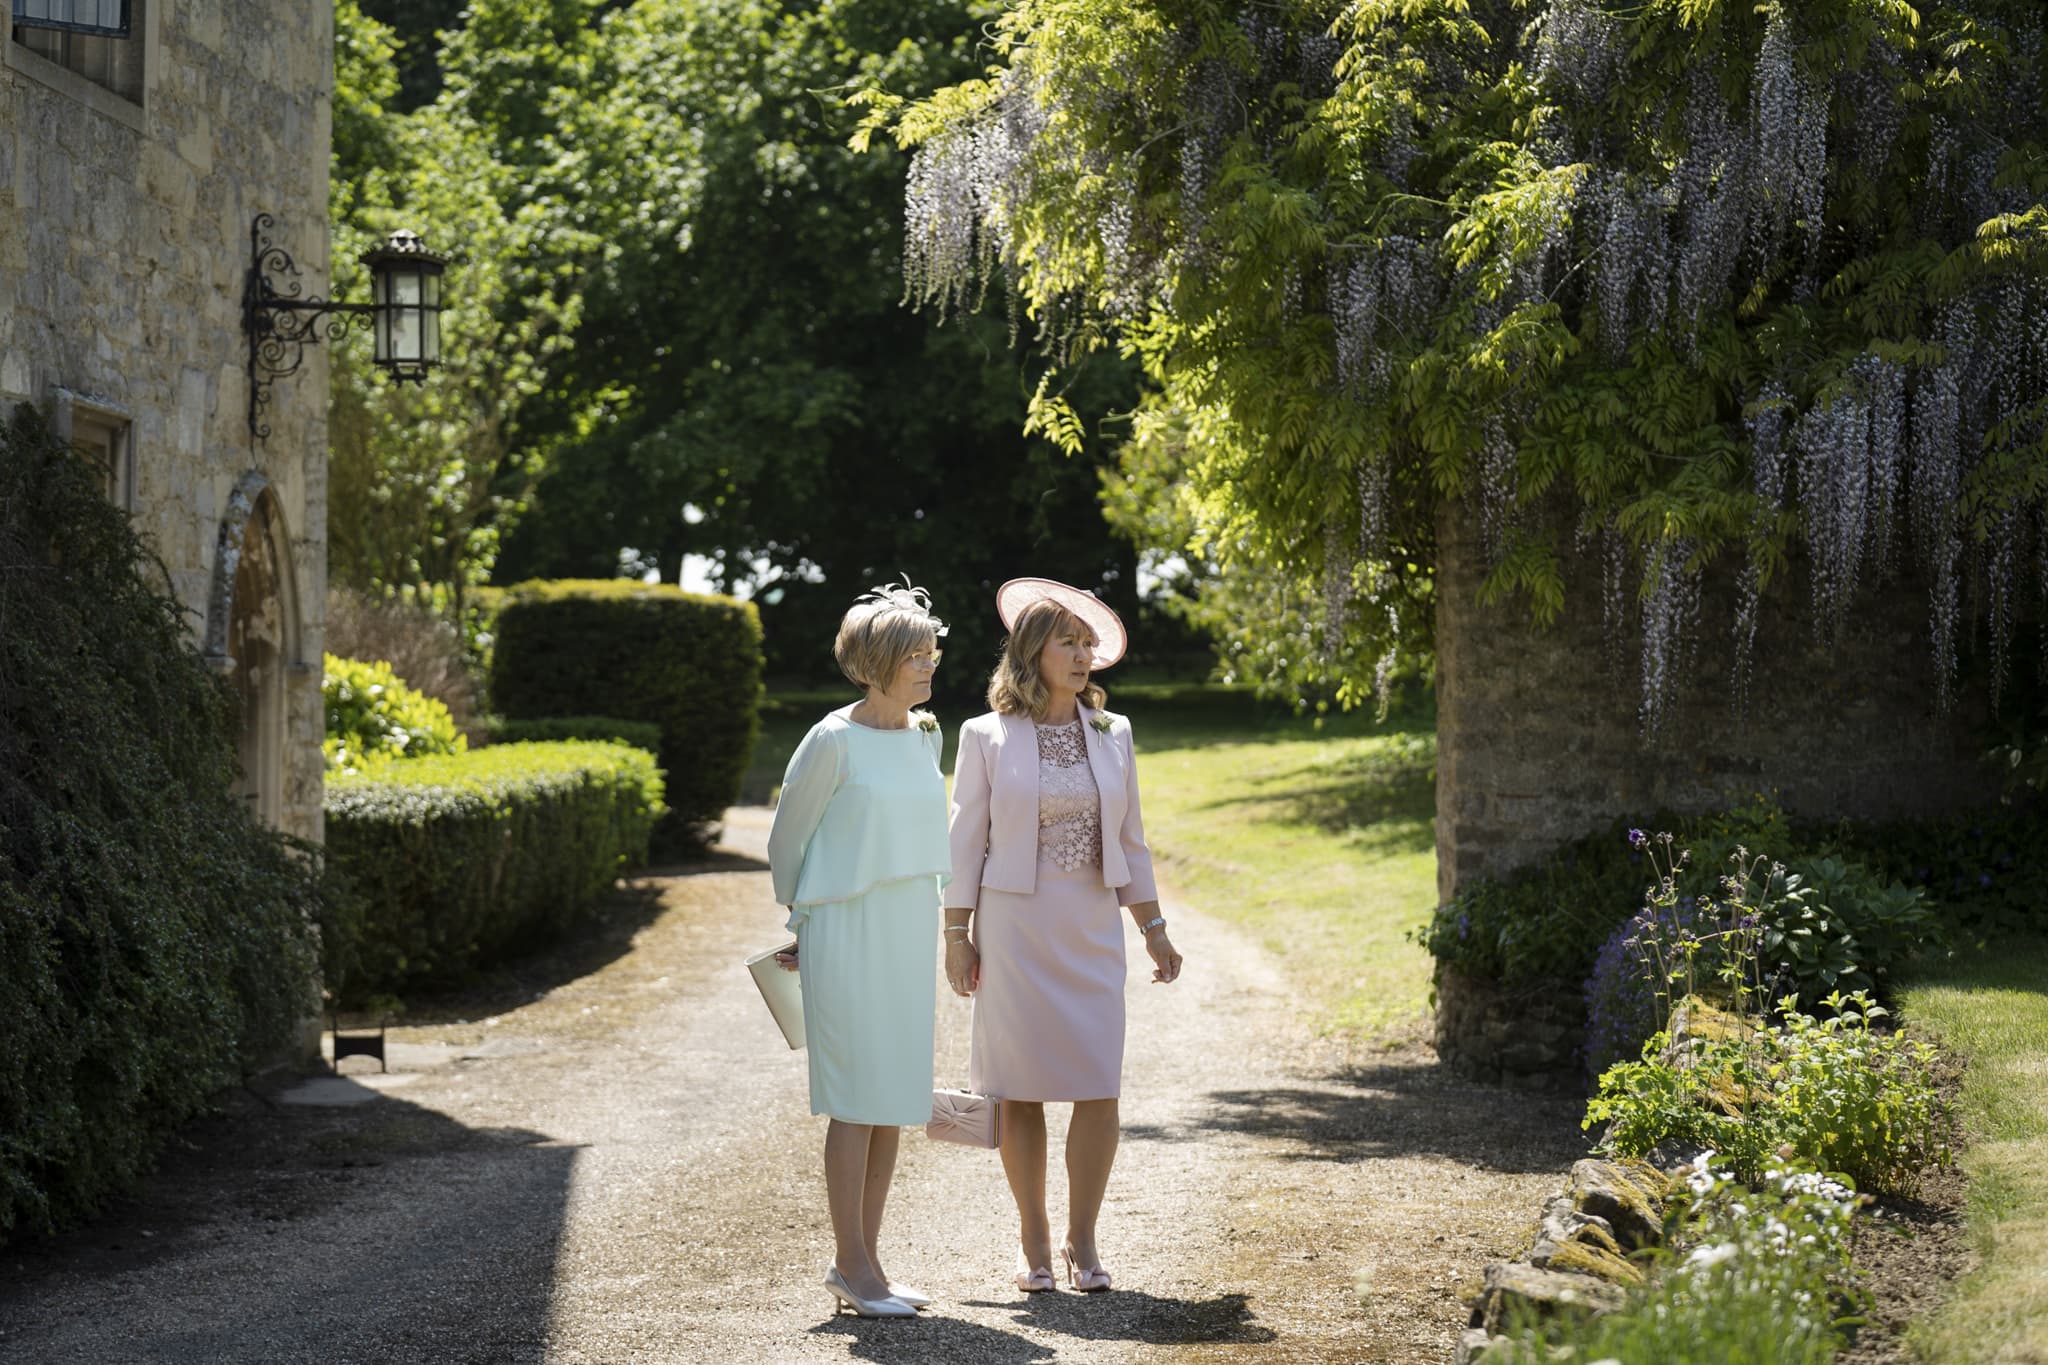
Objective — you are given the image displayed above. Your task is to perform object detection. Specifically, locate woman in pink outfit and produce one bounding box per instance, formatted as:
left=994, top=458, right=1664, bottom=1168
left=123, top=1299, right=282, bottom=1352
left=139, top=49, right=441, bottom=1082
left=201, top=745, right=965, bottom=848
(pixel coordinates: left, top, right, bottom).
left=942, top=578, right=1184, bottom=1295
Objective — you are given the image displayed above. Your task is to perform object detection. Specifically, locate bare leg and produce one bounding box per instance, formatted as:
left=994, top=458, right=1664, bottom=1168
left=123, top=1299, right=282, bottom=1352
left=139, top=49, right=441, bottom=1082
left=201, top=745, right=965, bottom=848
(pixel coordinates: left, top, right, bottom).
left=1064, top=1098, right=1120, bottom=1271
left=999, top=1099, right=1053, bottom=1272
left=861, top=1124, right=901, bottom=1282
left=824, top=1119, right=889, bottom=1299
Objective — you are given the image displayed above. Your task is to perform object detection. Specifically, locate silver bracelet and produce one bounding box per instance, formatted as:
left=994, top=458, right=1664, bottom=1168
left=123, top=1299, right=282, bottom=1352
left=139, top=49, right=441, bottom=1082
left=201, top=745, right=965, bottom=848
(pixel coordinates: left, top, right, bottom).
left=943, top=924, right=972, bottom=935
left=1139, top=916, right=1166, bottom=935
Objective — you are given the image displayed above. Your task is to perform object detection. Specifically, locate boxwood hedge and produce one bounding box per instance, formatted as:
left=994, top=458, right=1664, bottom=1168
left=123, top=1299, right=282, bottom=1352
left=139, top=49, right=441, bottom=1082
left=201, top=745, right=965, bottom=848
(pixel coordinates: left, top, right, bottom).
left=480, top=713, right=664, bottom=754
left=322, top=741, right=664, bottom=995
left=0, top=406, right=322, bottom=1245
left=486, top=580, right=763, bottom=847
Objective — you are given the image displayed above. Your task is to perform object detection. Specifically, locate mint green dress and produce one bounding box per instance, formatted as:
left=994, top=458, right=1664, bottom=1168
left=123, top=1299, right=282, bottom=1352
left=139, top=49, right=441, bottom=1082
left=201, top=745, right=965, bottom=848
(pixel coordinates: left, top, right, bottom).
left=766, top=705, right=949, bottom=1125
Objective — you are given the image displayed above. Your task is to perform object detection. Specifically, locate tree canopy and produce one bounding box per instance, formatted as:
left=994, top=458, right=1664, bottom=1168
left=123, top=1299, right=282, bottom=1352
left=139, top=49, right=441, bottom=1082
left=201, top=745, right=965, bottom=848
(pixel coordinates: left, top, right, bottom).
left=332, top=0, right=1160, bottom=685
left=484, top=0, right=1149, bottom=682
left=871, top=0, right=2048, bottom=721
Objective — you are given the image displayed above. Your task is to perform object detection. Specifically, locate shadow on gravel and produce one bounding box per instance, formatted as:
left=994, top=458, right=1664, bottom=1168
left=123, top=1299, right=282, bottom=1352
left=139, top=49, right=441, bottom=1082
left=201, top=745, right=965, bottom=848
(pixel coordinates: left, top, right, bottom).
left=376, top=873, right=690, bottom=1027
left=999, top=1289, right=1277, bottom=1346
left=809, top=1312, right=1054, bottom=1362
left=1152, top=1062, right=1586, bottom=1174
left=809, top=1290, right=1274, bottom=1359
left=0, top=1088, right=577, bottom=1364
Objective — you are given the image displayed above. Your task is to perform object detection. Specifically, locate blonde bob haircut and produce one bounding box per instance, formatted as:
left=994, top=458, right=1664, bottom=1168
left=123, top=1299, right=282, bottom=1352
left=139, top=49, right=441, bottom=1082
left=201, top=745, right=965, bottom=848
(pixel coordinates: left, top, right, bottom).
left=834, top=600, right=939, bottom=692
left=987, top=598, right=1106, bottom=719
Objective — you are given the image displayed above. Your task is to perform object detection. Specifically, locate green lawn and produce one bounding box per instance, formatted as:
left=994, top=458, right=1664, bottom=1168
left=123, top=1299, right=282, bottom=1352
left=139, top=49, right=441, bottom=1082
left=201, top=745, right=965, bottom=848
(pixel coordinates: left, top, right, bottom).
left=1897, top=940, right=2048, bottom=1363
left=742, top=683, right=1440, bottom=1039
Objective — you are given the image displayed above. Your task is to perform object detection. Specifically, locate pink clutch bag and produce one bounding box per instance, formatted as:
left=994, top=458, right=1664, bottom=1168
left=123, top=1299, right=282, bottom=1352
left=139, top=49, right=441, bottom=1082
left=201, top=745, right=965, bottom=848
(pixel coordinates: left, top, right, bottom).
left=927, top=1089, right=1001, bottom=1148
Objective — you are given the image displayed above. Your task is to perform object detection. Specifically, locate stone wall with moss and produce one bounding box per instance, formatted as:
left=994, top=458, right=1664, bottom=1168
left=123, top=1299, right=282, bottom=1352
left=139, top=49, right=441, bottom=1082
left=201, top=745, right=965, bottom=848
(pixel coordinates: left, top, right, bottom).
left=0, top=3, right=331, bottom=843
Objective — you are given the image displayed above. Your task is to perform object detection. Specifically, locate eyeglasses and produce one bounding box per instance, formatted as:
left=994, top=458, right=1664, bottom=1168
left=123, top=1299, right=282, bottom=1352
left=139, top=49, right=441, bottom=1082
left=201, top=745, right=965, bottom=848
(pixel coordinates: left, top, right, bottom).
left=909, top=650, right=944, bottom=671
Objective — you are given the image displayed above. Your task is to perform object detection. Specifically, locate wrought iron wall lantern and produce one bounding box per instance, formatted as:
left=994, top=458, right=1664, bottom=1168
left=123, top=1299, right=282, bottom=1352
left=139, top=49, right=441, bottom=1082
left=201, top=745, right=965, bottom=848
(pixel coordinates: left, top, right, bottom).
left=243, top=213, right=447, bottom=441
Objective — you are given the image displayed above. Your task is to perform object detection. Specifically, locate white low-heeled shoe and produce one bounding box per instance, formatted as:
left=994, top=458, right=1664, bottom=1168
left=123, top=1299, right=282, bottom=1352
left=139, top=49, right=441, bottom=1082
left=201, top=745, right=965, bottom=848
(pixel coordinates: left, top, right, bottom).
left=886, top=1282, right=933, bottom=1309
left=825, top=1266, right=916, bottom=1318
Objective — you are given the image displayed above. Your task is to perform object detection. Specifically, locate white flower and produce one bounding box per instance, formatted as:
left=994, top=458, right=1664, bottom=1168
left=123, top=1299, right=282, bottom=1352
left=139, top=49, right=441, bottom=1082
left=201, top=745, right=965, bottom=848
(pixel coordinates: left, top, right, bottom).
left=1685, top=1242, right=1739, bottom=1269
left=1090, top=713, right=1114, bottom=734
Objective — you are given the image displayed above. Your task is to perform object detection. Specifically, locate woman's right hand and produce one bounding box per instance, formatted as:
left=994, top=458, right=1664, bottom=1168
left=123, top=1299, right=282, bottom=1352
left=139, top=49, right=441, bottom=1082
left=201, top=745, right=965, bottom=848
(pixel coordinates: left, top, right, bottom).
left=944, top=937, right=980, bottom=997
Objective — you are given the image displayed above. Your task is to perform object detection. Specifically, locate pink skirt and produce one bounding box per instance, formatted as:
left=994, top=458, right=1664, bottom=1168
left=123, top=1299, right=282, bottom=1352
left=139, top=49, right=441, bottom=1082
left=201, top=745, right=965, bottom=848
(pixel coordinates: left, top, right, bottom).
left=970, top=859, right=1125, bottom=1102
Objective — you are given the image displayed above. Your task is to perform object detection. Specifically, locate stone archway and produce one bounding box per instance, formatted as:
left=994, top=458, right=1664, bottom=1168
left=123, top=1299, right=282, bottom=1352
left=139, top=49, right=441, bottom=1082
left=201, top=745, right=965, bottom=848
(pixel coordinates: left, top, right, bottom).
left=204, top=472, right=302, bottom=830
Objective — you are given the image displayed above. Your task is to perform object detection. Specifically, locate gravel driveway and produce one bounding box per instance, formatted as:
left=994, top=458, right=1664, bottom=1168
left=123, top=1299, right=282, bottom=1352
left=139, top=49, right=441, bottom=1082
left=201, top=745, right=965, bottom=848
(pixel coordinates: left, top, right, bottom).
left=0, top=809, right=1585, bottom=1364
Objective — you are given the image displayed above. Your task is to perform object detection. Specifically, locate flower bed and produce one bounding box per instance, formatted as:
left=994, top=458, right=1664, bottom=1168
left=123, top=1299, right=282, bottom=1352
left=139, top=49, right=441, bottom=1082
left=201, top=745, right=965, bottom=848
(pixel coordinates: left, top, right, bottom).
left=1421, top=800, right=1986, bottom=1085
left=1452, top=828, right=1960, bottom=1363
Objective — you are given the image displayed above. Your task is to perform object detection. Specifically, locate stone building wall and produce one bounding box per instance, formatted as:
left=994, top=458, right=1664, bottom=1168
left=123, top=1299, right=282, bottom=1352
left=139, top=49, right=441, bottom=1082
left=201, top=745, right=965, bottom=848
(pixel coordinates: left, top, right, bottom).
left=1434, top=502, right=2001, bottom=905
left=0, top=2, right=333, bottom=844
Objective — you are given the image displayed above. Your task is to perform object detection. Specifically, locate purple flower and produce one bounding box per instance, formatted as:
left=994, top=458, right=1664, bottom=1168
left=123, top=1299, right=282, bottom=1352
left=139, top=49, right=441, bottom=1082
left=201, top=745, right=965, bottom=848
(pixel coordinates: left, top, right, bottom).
left=1628, top=828, right=1648, bottom=849
left=1457, top=912, right=1472, bottom=940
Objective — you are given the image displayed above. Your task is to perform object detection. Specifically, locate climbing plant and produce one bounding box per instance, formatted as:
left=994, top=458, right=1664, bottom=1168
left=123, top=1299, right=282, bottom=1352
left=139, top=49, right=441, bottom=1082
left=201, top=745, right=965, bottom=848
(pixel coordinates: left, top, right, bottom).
left=0, top=406, right=323, bottom=1243
left=864, top=0, right=2048, bottom=724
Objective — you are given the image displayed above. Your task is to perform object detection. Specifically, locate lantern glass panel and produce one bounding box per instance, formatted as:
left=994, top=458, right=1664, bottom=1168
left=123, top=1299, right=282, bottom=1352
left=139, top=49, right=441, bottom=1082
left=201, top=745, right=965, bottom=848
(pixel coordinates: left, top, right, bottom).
left=391, top=268, right=422, bottom=364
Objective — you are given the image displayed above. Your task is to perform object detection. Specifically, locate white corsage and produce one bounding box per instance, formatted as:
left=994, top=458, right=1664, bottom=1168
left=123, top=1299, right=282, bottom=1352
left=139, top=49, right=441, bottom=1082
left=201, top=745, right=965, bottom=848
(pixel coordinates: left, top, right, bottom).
left=1089, top=712, right=1115, bottom=735
left=914, top=711, right=941, bottom=733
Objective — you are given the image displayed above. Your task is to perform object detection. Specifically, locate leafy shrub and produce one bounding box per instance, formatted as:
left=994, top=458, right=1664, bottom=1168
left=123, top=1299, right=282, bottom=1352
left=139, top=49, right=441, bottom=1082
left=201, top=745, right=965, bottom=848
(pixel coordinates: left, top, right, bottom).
left=1420, top=819, right=1676, bottom=985
left=0, top=406, right=321, bottom=1244
left=1847, top=800, right=2048, bottom=942
left=1430, top=802, right=1947, bottom=1046
left=1484, top=1153, right=1862, bottom=1365
left=1586, top=991, right=1953, bottom=1194
left=322, top=741, right=664, bottom=995
left=480, top=713, right=664, bottom=754
left=324, top=586, right=483, bottom=740
left=487, top=580, right=763, bottom=848
left=324, top=653, right=467, bottom=772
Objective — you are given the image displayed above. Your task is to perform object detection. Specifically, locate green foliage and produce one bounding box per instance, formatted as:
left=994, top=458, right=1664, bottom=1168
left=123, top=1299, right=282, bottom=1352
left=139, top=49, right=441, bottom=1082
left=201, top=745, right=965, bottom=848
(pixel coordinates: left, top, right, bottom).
left=882, top=0, right=2048, bottom=709
left=1485, top=1153, right=1862, bottom=1365
left=322, top=741, right=663, bottom=995
left=329, top=0, right=596, bottom=604
left=1587, top=991, right=1953, bottom=1193
left=1846, top=798, right=2048, bottom=942
left=322, top=653, right=466, bottom=773
left=487, top=580, right=763, bottom=846
left=0, top=406, right=321, bottom=1244
left=1423, top=803, right=1947, bottom=1010
left=485, top=0, right=1146, bottom=693
left=481, top=714, right=665, bottom=754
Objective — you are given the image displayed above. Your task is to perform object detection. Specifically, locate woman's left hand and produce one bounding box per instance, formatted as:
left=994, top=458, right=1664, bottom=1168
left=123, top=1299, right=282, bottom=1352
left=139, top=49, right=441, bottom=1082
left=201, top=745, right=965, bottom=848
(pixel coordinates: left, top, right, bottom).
left=1145, top=931, right=1183, bottom=985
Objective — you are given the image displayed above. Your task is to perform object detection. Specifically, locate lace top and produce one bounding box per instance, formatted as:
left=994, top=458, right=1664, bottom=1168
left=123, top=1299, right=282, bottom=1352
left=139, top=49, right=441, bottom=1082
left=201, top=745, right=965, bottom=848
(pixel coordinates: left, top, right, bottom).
left=1035, top=719, right=1102, bottom=872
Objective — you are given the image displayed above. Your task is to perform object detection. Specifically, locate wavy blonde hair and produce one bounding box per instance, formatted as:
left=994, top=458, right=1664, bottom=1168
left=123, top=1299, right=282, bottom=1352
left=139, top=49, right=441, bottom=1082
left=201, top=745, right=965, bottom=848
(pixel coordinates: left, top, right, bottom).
left=987, top=597, right=1106, bottom=719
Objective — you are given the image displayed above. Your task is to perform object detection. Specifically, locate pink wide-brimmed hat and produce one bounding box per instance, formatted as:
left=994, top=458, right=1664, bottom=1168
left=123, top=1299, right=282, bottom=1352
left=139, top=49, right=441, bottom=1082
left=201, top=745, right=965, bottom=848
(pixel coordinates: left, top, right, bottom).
left=995, top=577, right=1128, bottom=670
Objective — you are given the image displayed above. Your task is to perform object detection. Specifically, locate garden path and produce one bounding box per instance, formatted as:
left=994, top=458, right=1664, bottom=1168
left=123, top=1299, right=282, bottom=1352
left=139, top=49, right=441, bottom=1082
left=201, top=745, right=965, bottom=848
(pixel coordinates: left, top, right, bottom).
left=0, top=810, right=1584, bottom=1365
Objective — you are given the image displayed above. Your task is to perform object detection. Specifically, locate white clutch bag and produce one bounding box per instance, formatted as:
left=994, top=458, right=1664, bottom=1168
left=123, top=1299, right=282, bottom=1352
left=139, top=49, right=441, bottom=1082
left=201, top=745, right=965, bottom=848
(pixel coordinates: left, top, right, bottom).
left=927, top=1089, right=1001, bottom=1147
left=743, top=942, right=805, bottom=1050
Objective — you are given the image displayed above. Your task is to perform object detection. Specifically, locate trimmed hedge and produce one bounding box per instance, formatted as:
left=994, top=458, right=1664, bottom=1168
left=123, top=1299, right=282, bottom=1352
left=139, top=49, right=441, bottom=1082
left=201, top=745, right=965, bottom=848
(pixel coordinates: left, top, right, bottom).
left=486, top=580, right=763, bottom=846
left=323, top=652, right=466, bottom=772
left=480, top=713, right=664, bottom=754
left=0, top=406, right=322, bottom=1244
left=322, top=742, right=664, bottom=995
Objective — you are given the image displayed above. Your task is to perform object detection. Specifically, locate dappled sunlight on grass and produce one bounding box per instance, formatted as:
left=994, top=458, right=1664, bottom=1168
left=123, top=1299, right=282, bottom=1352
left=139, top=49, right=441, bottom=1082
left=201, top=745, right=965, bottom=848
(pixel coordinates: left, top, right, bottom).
left=1120, top=690, right=1440, bottom=1040
left=1898, top=940, right=2048, bottom=1363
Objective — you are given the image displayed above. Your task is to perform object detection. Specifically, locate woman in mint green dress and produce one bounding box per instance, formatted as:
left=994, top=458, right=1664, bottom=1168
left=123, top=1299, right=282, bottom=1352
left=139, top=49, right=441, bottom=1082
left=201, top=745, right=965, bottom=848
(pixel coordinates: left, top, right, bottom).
left=767, top=581, right=950, bottom=1319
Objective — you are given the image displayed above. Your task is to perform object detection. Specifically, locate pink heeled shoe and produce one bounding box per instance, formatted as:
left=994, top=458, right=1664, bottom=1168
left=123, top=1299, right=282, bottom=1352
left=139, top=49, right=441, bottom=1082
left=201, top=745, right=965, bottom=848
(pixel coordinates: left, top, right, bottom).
left=1062, top=1243, right=1111, bottom=1292
left=1014, top=1250, right=1055, bottom=1293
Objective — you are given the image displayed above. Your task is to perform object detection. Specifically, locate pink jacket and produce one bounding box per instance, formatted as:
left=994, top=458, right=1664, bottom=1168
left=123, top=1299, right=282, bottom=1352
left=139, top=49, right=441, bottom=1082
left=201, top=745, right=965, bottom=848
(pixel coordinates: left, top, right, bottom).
left=944, top=704, right=1158, bottom=910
